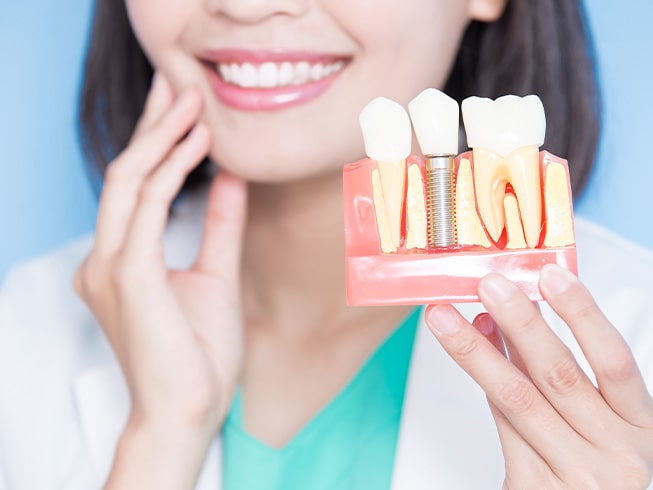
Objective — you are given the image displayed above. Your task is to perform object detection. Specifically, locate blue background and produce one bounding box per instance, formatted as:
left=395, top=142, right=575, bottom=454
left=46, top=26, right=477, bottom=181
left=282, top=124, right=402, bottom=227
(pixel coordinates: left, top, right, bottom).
left=1, top=1, right=652, bottom=281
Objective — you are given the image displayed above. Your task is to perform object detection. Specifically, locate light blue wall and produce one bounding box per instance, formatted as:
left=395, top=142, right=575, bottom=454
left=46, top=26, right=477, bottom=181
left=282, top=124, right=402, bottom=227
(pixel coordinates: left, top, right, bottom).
left=1, top=1, right=651, bottom=281
left=573, top=0, right=653, bottom=244
left=1, top=2, right=97, bottom=280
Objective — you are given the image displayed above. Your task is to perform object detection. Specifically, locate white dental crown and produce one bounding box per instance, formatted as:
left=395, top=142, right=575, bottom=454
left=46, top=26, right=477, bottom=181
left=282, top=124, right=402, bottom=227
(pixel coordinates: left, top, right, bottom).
left=462, top=95, right=546, bottom=156
left=408, top=88, right=459, bottom=156
left=359, top=97, right=412, bottom=162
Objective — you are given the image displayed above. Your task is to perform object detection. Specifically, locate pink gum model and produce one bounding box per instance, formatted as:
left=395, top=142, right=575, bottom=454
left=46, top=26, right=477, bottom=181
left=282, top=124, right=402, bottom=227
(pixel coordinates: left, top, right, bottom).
left=343, top=151, right=577, bottom=306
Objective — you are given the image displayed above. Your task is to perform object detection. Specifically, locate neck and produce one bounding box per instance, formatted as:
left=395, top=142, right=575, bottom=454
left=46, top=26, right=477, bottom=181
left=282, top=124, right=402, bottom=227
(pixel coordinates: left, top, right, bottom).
left=243, top=170, right=344, bottom=327
left=241, top=169, right=411, bottom=338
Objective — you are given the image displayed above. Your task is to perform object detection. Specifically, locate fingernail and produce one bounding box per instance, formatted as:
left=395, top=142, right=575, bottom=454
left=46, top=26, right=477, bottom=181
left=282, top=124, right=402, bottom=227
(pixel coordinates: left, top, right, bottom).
left=427, top=305, right=459, bottom=335
left=540, top=264, right=575, bottom=295
left=478, top=273, right=515, bottom=303
left=474, top=314, right=495, bottom=336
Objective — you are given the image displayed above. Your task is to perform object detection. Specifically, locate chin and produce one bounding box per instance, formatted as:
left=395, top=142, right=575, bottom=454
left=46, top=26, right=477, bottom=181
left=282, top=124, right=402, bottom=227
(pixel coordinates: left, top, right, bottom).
left=208, top=130, right=363, bottom=184
left=209, top=142, right=341, bottom=184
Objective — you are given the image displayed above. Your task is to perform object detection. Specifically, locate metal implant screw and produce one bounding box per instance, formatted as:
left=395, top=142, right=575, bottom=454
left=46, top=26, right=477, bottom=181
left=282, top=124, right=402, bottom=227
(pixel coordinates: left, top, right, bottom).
left=425, top=155, right=457, bottom=248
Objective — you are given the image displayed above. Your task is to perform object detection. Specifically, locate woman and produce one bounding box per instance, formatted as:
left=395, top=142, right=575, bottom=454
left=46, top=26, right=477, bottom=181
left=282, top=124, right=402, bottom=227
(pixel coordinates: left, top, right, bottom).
left=1, top=0, right=652, bottom=488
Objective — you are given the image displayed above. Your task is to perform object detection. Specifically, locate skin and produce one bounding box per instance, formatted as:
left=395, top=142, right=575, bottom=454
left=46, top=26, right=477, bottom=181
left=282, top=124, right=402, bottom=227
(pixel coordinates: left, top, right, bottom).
left=73, top=0, right=653, bottom=487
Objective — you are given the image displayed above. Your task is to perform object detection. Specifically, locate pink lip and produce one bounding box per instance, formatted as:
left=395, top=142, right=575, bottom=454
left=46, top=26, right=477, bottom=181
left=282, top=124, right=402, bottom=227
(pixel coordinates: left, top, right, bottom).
left=202, top=49, right=346, bottom=64
left=201, top=49, right=350, bottom=111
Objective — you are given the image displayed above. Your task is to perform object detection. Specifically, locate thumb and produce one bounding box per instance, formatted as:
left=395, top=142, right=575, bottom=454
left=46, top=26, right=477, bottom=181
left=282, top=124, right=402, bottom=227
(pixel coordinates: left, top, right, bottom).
left=193, top=170, right=248, bottom=280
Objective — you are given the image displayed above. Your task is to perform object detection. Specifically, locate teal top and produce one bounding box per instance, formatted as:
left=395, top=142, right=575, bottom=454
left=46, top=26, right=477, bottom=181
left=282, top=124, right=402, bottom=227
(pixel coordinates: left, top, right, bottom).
left=222, top=308, right=421, bottom=490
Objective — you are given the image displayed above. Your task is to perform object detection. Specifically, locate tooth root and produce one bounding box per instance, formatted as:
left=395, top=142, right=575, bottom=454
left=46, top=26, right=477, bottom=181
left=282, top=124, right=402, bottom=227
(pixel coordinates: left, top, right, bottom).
left=507, top=146, right=542, bottom=248
left=456, top=159, right=491, bottom=247
left=372, top=169, right=397, bottom=253
left=473, top=146, right=542, bottom=248
left=473, top=148, right=509, bottom=243
left=504, top=193, right=527, bottom=249
left=377, top=160, right=406, bottom=248
left=544, top=163, right=575, bottom=247
left=405, top=164, right=427, bottom=250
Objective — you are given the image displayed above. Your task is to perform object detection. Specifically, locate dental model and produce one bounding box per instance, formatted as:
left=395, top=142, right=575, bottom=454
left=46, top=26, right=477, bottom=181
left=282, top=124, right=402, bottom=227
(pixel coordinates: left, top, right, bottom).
left=344, top=91, right=577, bottom=305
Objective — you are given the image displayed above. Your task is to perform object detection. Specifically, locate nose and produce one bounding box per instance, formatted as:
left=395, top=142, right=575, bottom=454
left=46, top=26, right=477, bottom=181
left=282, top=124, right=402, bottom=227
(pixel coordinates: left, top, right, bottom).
left=205, top=0, right=307, bottom=24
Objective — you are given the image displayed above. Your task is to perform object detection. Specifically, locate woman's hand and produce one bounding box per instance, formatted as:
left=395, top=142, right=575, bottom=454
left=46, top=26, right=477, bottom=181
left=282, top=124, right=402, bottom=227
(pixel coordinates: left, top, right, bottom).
left=426, top=264, right=653, bottom=489
left=74, top=73, right=247, bottom=489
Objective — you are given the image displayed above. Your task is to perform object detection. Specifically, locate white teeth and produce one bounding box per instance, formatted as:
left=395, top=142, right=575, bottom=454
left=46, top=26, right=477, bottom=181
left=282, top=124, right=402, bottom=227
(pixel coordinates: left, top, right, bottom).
left=219, top=64, right=230, bottom=82
left=279, top=62, right=294, bottom=85
left=216, top=60, right=346, bottom=89
left=462, top=95, right=545, bottom=157
left=258, top=62, right=278, bottom=88
left=310, top=63, right=325, bottom=81
left=229, top=63, right=240, bottom=84
left=408, top=88, right=460, bottom=156
left=240, top=63, right=257, bottom=88
left=295, top=62, right=311, bottom=85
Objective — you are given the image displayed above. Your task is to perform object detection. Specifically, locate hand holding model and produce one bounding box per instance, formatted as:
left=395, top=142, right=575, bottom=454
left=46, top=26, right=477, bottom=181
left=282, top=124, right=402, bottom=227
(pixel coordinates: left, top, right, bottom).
left=427, top=268, right=653, bottom=489
left=73, top=73, right=247, bottom=489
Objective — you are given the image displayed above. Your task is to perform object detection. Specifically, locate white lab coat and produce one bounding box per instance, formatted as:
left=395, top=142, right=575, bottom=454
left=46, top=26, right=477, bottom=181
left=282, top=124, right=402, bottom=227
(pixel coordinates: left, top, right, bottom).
left=1, top=187, right=652, bottom=490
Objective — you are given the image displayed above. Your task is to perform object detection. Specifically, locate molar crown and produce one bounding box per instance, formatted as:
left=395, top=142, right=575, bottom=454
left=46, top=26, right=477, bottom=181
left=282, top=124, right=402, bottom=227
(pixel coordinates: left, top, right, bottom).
left=359, top=97, right=412, bottom=162
left=462, top=95, right=546, bottom=155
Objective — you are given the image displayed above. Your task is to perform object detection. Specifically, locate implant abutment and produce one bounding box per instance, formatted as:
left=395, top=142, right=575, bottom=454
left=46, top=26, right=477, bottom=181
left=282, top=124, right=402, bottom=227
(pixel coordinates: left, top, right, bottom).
left=425, top=154, right=457, bottom=248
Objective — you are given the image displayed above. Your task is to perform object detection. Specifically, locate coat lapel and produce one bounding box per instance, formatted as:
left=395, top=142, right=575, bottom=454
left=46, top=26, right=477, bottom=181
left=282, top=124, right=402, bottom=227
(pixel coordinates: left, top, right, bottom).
left=73, top=363, right=129, bottom=486
left=73, top=362, right=223, bottom=489
left=391, top=306, right=505, bottom=490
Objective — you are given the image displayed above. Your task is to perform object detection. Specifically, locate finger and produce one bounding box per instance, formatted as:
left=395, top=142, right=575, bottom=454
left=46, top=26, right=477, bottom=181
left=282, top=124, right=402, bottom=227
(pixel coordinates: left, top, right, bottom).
left=502, top=303, right=541, bottom=379
left=478, top=273, right=617, bottom=442
left=472, top=314, right=558, bottom=476
left=472, top=313, right=505, bottom=354
left=120, top=123, right=211, bottom=265
left=487, top=401, right=556, bottom=484
left=539, top=264, right=653, bottom=427
left=193, top=171, right=248, bottom=282
left=94, top=88, right=203, bottom=258
left=132, top=72, right=176, bottom=139
left=473, top=309, right=533, bottom=379
left=426, top=304, right=585, bottom=469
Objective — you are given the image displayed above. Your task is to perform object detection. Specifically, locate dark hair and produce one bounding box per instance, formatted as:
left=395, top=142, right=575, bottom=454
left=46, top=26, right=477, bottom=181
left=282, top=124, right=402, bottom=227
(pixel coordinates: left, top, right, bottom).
left=80, top=0, right=600, bottom=196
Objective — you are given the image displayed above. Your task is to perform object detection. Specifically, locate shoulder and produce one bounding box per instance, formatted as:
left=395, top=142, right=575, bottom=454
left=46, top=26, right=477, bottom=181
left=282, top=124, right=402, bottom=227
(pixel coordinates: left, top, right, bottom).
left=574, top=217, right=653, bottom=285
left=0, top=234, right=101, bottom=350
left=573, top=217, right=653, bottom=316
left=565, top=217, right=653, bottom=387
left=0, top=235, right=109, bottom=488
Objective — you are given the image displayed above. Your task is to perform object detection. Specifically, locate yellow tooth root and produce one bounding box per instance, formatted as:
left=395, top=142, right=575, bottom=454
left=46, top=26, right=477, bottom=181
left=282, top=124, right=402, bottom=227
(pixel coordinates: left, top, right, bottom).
left=473, top=148, right=507, bottom=243
left=406, top=164, right=427, bottom=250
left=473, top=146, right=542, bottom=248
left=377, top=160, right=406, bottom=249
left=504, top=194, right=527, bottom=249
left=508, top=146, right=542, bottom=248
left=456, top=159, right=491, bottom=247
left=372, top=168, right=398, bottom=253
left=543, top=163, right=575, bottom=247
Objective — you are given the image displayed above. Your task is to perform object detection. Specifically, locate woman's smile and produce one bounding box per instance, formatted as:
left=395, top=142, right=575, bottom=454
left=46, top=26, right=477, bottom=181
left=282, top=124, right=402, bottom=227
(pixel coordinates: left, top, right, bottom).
left=200, top=49, right=352, bottom=110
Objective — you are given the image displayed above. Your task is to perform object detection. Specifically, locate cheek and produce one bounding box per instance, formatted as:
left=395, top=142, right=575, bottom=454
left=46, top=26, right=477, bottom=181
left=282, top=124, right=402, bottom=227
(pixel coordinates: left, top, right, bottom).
left=124, top=0, right=190, bottom=70
left=332, top=0, right=470, bottom=100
